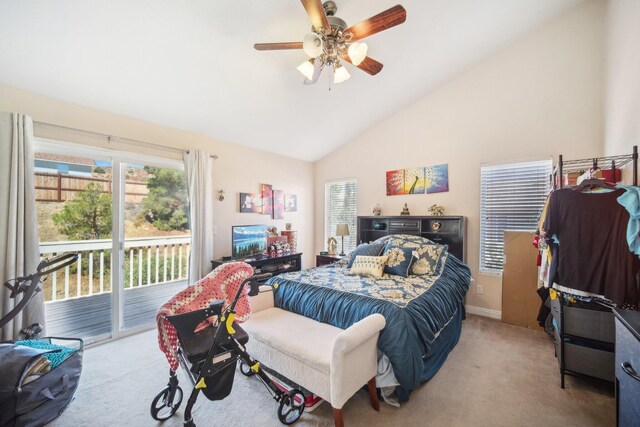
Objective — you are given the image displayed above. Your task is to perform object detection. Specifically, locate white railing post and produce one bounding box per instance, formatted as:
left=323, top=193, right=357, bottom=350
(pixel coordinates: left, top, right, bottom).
left=171, top=245, right=175, bottom=280
left=155, top=245, right=159, bottom=284
left=138, top=248, right=143, bottom=287
left=99, top=251, right=104, bottom=293
left=77, top=253, right=82, bottom=297
left=178, top=245, right=183, bottom=279
left=147, top=246, right=151, bottom=285
left=88, top=252, right=93, bottom=295
left=163, top=245, right=168, bottom=283
left=64, top=264, right=70, bottom=299
left=51, top=253, right=57, bottom=302
left=129, top=249, right=133, bottom=288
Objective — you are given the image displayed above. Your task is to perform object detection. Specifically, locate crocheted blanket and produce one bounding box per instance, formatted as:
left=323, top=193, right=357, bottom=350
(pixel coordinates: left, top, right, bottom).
left=156, top=262, right=254, bottom=371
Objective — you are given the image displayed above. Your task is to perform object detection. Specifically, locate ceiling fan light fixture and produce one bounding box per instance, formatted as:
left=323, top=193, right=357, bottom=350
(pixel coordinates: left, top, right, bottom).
left=303, top=33, right=323, bottom=58
left=333, top=63, right=350, bottom=84
left=347, top=42, right=368, bottom=66
left=297, top=59, right=316, bottom=80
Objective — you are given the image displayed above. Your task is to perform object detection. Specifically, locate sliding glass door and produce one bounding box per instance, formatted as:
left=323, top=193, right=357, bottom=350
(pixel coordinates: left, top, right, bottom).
left=34, top=140, right=189, bottom=343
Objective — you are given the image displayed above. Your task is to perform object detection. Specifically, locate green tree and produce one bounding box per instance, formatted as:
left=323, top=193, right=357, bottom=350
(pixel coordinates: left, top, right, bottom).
left=53, top=183, right=112, bottom=240
left=140, top=166, right=189, bottom=231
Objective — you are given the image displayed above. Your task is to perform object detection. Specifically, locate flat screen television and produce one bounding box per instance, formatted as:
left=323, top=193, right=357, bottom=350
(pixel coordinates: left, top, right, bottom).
left=232, top=224, right=268, bottom=259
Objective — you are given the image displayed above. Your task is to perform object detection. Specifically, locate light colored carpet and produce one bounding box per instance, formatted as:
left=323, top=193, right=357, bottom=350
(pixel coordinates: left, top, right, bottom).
left=48, top=315, right=614, bottom=427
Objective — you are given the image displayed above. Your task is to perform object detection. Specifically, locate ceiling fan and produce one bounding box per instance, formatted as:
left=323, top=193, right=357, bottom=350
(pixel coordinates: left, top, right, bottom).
left=254, top=0, right=407, bottom=85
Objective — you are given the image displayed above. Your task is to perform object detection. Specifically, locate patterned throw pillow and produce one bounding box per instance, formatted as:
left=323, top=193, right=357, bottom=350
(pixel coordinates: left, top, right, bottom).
left=349, top=255, right=389, bottom=278
left=347, top=242, right=386, bottom=268
left=372, top=235, right=448, bottom=275
left=382, top=243, right=418, bottom=277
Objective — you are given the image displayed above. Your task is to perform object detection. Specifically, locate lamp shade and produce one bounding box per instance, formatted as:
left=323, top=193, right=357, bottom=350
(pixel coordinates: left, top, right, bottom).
left=347, top=42, right=368, bottom=66
left=333, top=64, right=350, bottom=84
left=303, top=33, right=323, bottom=58
left=297, top=59, right=315, bottom=80
left=336, top=224, right=350, bottom=236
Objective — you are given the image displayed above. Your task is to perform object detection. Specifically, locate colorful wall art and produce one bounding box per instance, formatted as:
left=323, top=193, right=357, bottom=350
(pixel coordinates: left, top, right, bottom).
left=261, top=184, right=273, bottom=215
left=386, top=167, right=427, bottom=195
left=239, top=184, right=297, bottom=218
left=386, top=164, right=449, bottom=195
left=425, top=164, right=449, bottom=194
left=386, top=169, right=406, bottom=195
left=273, top=190, right=285, bottom=219
left=285, top=194, right=297, bottom=212
left=239, top=193, right=263, bottom=213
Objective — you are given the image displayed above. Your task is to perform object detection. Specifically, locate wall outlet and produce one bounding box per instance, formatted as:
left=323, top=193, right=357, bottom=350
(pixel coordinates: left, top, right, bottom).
left=476, top=284, right=484, bottom=294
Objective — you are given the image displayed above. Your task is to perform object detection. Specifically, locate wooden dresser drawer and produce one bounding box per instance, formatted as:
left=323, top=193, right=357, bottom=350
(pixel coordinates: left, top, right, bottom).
left=389, top=219, right=420, bottom=232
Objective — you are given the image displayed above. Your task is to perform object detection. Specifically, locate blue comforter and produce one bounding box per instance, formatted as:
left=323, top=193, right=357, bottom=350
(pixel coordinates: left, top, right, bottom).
left=267, top=253, right=471, bottom=393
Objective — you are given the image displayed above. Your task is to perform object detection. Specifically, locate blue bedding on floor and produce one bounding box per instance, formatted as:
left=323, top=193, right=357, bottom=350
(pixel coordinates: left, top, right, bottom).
left=267, top=254, right=471, bottom=395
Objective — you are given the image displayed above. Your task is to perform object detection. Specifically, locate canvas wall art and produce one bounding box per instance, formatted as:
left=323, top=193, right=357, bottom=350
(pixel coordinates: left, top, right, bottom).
left=404, top=167, right=425, bottom=194
left=239, top=193, right=262, bottom=213
left=387, top=167, right=426, bottom=195
left=261, top=184, right=273, bottom=215
left=285, top=194, right=297, bottom=212
left=386, top=170, right=405, bottom=195
left=273, top=190, right=285, bottom=219
left=425, top=164, right=449, bottom=194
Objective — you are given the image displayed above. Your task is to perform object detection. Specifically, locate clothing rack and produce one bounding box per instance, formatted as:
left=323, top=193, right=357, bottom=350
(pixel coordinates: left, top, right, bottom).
left=552, top=145, right=638, bottom=189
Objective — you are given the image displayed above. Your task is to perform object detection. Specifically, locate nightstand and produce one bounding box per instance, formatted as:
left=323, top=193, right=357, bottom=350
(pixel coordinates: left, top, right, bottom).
left=316, top=254, right=343, bottom=267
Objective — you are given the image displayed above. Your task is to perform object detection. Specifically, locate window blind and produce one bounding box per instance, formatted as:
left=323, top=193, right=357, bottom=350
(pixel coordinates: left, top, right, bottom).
left=325, top=179, right=358, bottom=253
left=480, top=159, right=552, bottom=273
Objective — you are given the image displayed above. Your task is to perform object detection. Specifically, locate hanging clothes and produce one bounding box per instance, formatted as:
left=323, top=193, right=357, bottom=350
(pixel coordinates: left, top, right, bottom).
left=542, top=188, right=640, bottom=308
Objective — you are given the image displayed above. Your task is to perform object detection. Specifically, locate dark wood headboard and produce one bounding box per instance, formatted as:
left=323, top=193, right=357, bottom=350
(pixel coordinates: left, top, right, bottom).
left=357, top=216, right=466, bottom=262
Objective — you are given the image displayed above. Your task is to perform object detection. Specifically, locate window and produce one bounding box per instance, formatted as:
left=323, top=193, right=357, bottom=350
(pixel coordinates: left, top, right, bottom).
left=480, top=159, right=552, bottom=273
left=325, top=179, right=358, bottom=253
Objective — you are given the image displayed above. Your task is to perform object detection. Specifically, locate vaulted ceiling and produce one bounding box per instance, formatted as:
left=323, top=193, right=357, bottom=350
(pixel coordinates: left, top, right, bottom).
left=0, top=0, right=583, bottom=161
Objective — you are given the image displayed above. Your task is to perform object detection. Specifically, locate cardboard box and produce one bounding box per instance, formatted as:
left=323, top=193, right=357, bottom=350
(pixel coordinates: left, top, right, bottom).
left=502, top=231, right=542, bottom=329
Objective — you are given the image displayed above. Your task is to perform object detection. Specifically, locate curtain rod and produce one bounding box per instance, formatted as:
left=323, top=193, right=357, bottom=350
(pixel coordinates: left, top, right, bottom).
left=34, top=121, right=218, bottom=159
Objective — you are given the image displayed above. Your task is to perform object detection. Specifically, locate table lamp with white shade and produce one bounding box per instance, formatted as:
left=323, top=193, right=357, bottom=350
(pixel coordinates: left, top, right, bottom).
left=336, top=224, right=350, bottom=256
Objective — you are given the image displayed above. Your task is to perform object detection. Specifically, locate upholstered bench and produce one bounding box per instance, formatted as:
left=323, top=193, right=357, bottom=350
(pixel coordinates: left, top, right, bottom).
left=243, top=287, right=386, bottom=427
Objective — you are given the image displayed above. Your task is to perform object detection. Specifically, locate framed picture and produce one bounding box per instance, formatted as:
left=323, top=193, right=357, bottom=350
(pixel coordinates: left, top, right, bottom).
left=285, top=194, right=297, bottom=212
left=240, top=193, right=262, bottom=213
left=261, top=184, right=273, bottom=215
left=425, top=164, right=449, bottom=194
left=386, top=169, right=405, bottom=195
left=273, top=190, right=285, bottom=219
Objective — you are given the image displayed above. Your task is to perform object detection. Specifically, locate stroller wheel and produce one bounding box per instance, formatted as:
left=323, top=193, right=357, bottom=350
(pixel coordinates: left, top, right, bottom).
left=277, top=389, right=305, bottom=425
left=239, top=360, right=256, bottom=377
left=150, top=385, right=183, bottom=421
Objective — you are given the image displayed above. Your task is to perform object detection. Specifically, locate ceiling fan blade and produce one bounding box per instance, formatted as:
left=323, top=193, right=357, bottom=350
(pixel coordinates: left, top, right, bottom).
left=300, top=0, right=330, bottom=32
left=342, top=55, right=384, bottom=76
left=345, top=5, right=407, bottom=41
left=254, top=42, right=303, bottom=51
left=303, top=60, right=323, bottom=85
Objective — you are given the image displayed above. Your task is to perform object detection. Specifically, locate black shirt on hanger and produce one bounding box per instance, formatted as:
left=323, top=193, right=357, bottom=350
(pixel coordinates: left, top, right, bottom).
left=542, top=188, right=639, bottom=308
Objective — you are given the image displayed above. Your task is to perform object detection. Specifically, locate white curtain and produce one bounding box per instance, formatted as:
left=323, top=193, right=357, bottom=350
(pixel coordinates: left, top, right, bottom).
left=184, top=149, right=215, bottom=282
left=0, top=113, right=43, bottom=340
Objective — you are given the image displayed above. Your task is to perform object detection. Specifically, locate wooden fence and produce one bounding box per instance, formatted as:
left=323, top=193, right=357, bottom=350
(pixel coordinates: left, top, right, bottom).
left=35, top=172, right=148, bottom=203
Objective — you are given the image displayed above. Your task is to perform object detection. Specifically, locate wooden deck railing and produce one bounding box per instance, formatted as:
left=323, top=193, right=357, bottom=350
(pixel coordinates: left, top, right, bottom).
left=39, top=236, right=191, bottom=302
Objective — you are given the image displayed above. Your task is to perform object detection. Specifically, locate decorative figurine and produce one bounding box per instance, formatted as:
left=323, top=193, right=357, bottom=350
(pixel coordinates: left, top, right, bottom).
left=400, top=203, right=410, bottom=216
left=428, top=204, right=445, bottom=216
left=267, top=226, right=279, bottom=237
left=327, top=237, right=338, bottom=255
left=372, top=204, right=382, bottom=216
left=285, top=223, right=292, bottom=231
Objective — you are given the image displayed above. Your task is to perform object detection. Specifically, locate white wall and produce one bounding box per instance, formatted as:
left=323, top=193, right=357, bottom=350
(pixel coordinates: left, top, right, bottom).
left=314, top=0, right=606, bottom=315
left=605, top=0, right=640, bottom=181
left=0, top=84, right=315, bottom=269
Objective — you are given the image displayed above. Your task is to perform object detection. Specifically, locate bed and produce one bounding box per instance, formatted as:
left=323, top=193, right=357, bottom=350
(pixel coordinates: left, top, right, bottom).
left=266, top=234, right=471, bottom=402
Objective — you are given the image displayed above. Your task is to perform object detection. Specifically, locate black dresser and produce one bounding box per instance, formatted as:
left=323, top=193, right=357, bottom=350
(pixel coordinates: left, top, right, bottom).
left=613, top=308, right=640, bottom=426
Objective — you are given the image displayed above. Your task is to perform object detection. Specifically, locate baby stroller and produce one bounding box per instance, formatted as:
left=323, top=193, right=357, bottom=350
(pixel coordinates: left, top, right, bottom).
left=0, top=253, right=84, bottom=427
left=152, top=268, right=305, bottom=427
